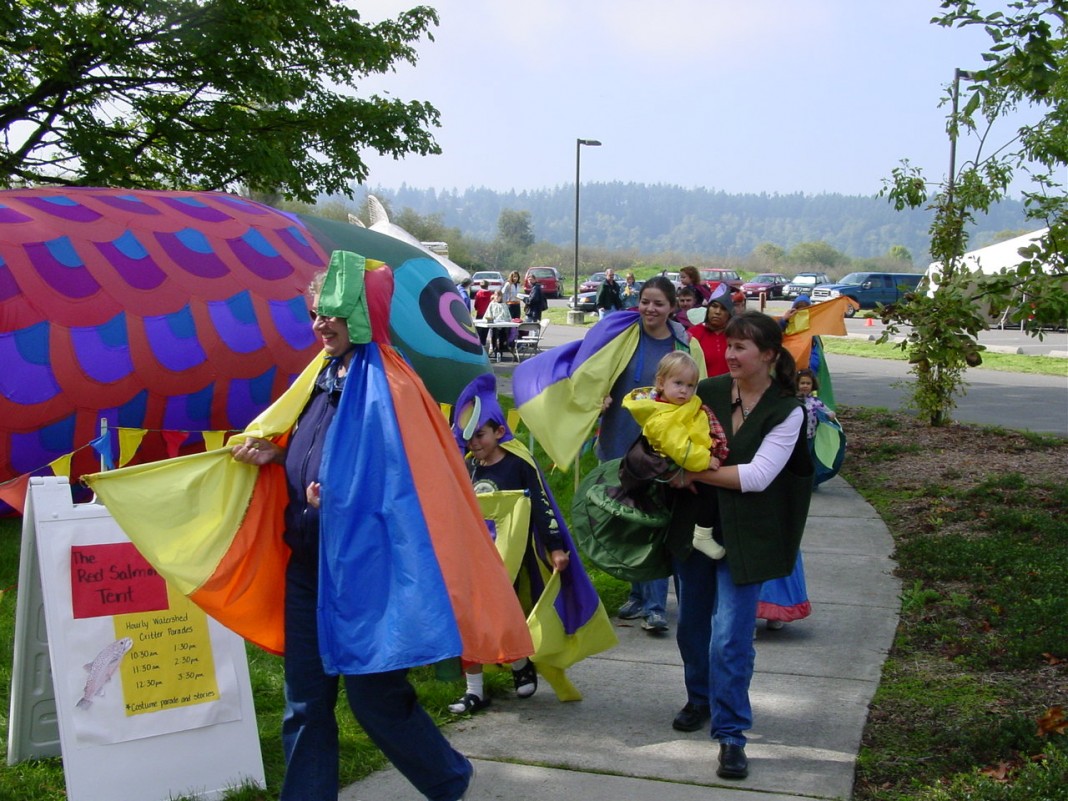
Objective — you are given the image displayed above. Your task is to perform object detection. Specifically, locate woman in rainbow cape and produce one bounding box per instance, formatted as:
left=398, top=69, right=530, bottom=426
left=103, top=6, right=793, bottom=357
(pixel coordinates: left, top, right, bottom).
left=449, top=373, right=618, bottom=706
left=86, top=251, right=531, bottom=801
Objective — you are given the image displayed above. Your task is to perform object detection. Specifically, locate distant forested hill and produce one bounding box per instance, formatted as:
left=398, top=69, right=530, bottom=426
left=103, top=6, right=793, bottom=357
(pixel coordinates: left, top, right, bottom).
left=365, top=182, right=1030, bottom=262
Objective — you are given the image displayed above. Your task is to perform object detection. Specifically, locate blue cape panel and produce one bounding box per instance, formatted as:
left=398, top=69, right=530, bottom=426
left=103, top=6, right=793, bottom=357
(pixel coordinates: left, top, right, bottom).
left=317, top=344, right=462, bottom=674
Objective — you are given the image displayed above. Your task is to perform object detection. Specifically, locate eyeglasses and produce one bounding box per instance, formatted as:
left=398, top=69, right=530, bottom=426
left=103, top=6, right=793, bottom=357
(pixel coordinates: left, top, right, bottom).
left=308, top=309, right=342, bottom=322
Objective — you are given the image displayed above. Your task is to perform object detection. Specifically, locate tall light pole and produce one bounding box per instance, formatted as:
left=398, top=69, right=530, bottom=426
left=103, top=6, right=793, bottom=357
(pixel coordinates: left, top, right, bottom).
left=574, top=138, right=602, bottom=306
left=947, top=68, right=974, bottom=280
left=947, top=68, right=974, bottom=207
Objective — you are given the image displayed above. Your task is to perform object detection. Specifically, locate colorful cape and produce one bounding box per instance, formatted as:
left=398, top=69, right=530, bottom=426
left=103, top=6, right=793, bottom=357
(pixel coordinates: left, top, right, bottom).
left=511, top=311, right=704, bottom=469
left=451, top=374, right=618, bottom=699
left=782, top=298, right=850, bottom=375
left=86, top=253, right=532, bottom=672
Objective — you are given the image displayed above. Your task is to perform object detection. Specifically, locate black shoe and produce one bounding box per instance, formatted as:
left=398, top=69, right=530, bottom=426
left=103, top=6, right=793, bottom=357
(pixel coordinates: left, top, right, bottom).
left=717, top=743, right=748, bottom=779
left=672, top=702, right=711, bottom=732
left=512, top=661, right=538, bottom=698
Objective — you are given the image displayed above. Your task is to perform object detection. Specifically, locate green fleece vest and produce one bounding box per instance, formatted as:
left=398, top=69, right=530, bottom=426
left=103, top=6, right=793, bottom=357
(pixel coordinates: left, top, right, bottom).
left=667, top=374, right=813, bottom=584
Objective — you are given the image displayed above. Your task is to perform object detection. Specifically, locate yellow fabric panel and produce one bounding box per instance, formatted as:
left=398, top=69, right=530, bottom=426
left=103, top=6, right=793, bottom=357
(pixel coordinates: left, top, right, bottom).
left=86, top=450, right=260, bottom=594
left=475, top=490, right=532, bottom=580
left=86, top=353, right=325, bottom=594
left=516, top=326, right=640, bottom=469
left=528, top=570, right=618, bottom=673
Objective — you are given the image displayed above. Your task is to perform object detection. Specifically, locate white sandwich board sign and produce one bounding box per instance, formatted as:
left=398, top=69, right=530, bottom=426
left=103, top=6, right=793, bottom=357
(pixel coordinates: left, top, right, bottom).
left=7, top=477, right=265, bottom=801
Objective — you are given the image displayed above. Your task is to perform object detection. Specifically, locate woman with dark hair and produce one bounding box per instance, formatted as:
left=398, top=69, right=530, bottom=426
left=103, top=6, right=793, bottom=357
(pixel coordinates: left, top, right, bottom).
left=665, top=311, right=814, bottom=782
left=596, top=275, right=691, bottom=633
left=513, top=276, right=707, bottom=633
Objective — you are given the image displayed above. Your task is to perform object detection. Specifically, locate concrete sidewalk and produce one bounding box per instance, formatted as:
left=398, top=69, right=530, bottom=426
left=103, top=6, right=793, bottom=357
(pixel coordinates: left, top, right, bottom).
left=341, top=477, right=900, bottom=801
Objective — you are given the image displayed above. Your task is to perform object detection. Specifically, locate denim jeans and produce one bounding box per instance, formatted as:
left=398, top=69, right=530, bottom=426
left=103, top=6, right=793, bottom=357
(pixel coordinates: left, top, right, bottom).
left=627, top=578, right=668, bottom=616
left=674, top=550, right=762, bottom=746
left=282, top=556, right=471, bottom=801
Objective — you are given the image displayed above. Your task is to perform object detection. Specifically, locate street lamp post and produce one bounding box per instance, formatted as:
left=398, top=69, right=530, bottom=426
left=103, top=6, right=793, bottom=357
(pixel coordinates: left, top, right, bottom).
left=573, top=138, right=602, bottom=308
left=947, top=68, right=975, bottom=279
left=947, top=68, right=974, bottom=206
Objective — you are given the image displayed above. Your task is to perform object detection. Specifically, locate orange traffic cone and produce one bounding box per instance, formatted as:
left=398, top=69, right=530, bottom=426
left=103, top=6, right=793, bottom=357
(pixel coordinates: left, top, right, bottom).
left=864, top=317, right=874, bottom=327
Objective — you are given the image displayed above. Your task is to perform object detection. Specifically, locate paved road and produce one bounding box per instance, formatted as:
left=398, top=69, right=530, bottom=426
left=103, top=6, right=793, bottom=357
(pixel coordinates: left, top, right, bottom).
left=553, top=299, right=1068, bottom=356
left=826, top=352, right=1068, bottom=436
left=533, top=309, right=1068, bottom=437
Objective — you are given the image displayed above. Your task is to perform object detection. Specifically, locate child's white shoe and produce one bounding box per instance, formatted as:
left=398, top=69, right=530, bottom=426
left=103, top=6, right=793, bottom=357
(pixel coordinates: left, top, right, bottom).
left=692, top=525, right=725, bottom=560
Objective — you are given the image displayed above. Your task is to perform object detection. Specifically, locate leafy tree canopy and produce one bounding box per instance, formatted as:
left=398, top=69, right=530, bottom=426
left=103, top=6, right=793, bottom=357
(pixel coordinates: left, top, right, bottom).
left=0, top=0, right=442, bottom=201
left=497, top=209, right=534, bottom=249
left=787, top=240, right=849, bottom=268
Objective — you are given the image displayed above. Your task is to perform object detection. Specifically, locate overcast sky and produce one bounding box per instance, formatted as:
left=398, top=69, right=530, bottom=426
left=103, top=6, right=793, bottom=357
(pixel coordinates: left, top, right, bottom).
left=354, top=1, right=1035, bottom=197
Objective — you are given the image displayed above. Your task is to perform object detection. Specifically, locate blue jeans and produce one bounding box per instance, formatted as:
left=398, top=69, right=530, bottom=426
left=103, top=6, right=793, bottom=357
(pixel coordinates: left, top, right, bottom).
left=282, top=556, right=471, bottom=801
left=627, top=578, right=668, bottom=616
left=674, top=550, right=762, bottom=746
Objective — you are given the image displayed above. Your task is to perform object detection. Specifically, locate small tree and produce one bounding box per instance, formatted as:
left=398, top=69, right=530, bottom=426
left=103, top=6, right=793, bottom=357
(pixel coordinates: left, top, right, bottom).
left=0, top=1, right=442, bottom=202
left=882, top=0, right=1068, bottom=425
left=787, top=240, right=850, bottom=270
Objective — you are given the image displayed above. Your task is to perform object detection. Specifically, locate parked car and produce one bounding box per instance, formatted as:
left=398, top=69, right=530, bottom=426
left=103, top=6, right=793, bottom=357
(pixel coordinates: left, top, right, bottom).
left=469, top=270, right=505, bottom=296
left=570, top=280, right=644, bottom=312
left=524, top=266, right=562, bottom=299
left=783, top=272, right=832, bottom=299
left=699, top=268, right=744, bottom=291
left=811, top=272, right=925, bottom=317
left=741, top=273, right=790, bottom=299
left=570, top=290, right=598, bottom=312
left=660, top=271, right=681, bottom=288
left=579, top=272, right=606, bottom=294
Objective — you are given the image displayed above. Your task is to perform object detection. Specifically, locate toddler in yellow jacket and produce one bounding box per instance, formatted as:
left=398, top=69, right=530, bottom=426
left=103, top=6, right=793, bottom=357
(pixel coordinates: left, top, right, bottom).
left=622, top=352, right=729, bottom=559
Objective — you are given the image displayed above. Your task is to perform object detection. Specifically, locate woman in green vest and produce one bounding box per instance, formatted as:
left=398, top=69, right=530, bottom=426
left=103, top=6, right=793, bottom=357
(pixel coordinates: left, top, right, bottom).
left=666, top=311, right=814, bottom=781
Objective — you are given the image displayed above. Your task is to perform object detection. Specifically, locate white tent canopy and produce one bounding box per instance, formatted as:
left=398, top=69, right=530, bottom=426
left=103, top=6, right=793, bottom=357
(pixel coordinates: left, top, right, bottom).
left=925, top=227, right=1048, bottom=287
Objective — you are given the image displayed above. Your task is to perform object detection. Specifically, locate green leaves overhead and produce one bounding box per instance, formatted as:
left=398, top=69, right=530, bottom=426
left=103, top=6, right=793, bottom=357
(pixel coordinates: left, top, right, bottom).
left=0, top=1, right=442, bottom=201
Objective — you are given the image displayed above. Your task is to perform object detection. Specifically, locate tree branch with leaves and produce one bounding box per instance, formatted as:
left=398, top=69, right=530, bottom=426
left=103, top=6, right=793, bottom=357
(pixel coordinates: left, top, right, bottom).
left=0, top=0, right=442, bottom=202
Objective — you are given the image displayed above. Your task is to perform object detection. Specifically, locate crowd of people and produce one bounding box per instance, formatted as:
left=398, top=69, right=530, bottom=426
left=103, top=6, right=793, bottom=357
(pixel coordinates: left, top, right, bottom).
left=510, top=267, right=836, bottom=781
left=95, top=254, right=837, bottom=799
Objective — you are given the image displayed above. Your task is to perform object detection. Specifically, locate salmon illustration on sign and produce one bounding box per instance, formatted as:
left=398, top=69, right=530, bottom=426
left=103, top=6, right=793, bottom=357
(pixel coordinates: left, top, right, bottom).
left=76, top=637, right=133, bottom=710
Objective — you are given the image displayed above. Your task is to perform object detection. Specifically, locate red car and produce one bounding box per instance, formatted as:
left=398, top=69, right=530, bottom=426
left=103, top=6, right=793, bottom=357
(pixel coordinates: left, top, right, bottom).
left=741, top=273, right=790, bottom=299
left=524, top=266, right=562, bottom=299
left=699, top=268, right=744, bottom=292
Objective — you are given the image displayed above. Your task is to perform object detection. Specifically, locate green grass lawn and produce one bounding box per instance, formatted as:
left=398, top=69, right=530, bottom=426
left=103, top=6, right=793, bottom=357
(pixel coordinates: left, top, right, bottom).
left=2, top=400, right=1063, bottom=800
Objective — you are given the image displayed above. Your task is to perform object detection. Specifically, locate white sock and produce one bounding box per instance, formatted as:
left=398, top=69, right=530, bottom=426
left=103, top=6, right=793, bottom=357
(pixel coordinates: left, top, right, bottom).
left=692, top=525, right=726, bottom=560
left=465, top=671, right=484, bottom=700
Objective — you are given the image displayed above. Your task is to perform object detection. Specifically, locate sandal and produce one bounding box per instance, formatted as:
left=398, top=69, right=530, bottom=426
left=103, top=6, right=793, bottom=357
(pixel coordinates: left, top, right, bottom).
left=448, top=693, right=491, bottom=714
left=512, top=662, right=538, bottom=698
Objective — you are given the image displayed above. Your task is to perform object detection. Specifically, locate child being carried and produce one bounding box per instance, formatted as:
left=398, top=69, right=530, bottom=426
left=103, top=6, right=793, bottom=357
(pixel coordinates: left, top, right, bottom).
left=618, top=351, right=729, bottom=560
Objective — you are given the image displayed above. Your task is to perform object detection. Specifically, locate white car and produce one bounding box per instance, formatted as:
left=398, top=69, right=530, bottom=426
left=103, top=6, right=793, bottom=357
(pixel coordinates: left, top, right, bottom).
left=468, top=271, right=505, bottom=296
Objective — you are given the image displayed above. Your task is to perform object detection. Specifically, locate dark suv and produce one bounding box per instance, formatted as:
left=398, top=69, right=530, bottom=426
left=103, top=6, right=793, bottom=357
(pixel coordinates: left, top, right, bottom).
left=783, top=272, right=831, bottom=299
left=811, top=272, right=924, bottom=316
